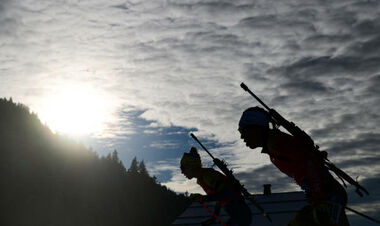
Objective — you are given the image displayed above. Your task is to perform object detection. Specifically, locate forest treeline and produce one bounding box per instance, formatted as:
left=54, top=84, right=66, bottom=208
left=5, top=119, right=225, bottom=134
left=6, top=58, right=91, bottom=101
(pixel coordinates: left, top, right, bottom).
left=0, top=98, right=190, bottom=226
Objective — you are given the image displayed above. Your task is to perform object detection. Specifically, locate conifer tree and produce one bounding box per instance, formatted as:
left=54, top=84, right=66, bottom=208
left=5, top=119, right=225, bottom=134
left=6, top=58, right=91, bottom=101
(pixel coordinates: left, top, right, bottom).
left=138, top=160, right=148, bottom=176
left=111, top=149, right=119, bottom=162
left=128, top=156, right=139, bottom=173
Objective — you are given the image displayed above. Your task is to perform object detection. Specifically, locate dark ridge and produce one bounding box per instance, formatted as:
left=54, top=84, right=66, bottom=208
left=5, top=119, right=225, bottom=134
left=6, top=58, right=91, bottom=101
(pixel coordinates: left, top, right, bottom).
left=0, top=97, right=190, bottom=226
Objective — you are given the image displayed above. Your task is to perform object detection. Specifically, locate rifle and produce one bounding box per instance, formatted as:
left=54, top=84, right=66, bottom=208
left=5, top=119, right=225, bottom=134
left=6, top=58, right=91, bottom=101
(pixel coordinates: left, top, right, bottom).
left=240, top=82, right=369, bottom=197
left=190, top=133, right=272, bottom=223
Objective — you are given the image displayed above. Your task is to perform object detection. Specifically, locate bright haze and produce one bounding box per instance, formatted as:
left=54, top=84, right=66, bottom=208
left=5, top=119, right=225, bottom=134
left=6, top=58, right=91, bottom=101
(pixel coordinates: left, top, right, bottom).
left=1, top=0, right=379, bottom=224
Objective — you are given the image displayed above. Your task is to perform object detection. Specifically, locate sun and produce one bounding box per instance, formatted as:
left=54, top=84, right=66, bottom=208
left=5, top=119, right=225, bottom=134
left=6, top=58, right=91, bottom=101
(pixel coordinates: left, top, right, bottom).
left=38, top=84, right=111, bottom=136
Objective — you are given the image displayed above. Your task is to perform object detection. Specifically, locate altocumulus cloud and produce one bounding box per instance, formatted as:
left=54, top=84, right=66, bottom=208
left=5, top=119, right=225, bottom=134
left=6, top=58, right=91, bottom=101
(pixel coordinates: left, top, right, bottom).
left=1, top=0, right=380, bottom=223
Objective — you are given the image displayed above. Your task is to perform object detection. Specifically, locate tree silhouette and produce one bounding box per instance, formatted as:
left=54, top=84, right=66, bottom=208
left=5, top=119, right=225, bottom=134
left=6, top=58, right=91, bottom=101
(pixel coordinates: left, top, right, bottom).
left=128, top=156, right=139, bottom=173
left=138, top=160, right=148, bottom=175
left=0, top=98, right=190, bottom=226
left=111, top=149, right=119, bottom=162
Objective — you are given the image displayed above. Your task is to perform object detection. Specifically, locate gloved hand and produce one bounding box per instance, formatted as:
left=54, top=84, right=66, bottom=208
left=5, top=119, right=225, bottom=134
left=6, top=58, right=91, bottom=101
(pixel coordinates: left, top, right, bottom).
left=189, top=193, right=203, bottom=203
left=201, top=217, right=215, bottom=225
left=312, top=202, right=331, bottom=225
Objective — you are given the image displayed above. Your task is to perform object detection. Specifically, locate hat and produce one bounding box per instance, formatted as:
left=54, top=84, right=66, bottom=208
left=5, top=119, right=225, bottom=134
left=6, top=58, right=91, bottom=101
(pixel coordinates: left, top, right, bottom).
left=239, top=107, right=270, bottom=129
left=180, top=147, right=201, bottom=168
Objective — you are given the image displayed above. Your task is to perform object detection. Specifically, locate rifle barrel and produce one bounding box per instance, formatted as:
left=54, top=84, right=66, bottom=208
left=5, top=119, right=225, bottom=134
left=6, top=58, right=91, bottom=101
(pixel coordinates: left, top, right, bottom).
left=190, top=133, right=215, bottom=160
left=240, top=83, right=270, bottom=111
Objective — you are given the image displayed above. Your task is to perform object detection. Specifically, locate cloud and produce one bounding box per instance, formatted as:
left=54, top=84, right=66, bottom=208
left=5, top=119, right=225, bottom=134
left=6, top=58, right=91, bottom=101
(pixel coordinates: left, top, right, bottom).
left=149, top=140, right=181, bottom=149
left=235, top=164, right=301, bottom=194
left=271, top=56, right=380, bottom=81
left=326, top=133, right=380, bottom=160
left=280, top=79, right=332, bottom=94
left=1, top=0, right=380, bottom=221
left=147, top=158, right=204, bottom=193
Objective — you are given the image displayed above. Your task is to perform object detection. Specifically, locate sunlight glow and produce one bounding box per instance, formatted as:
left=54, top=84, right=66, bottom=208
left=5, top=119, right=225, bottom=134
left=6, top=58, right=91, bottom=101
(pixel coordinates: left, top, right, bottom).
left=38, top=84, right=112, bottom=136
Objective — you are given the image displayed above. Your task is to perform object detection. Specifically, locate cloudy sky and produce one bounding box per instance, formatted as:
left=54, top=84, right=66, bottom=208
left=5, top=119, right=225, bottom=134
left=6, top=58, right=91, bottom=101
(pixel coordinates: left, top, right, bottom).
left=1, top=0, right=379, bottom=224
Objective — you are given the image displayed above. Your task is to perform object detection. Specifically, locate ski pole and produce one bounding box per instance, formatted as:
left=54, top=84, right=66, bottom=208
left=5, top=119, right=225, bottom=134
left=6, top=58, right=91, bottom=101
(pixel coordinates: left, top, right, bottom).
left=200, top=201, right=228, bottom=226
left=323, top=201, right=380, bottom=224
left=345, top=206, right=380, bottom=224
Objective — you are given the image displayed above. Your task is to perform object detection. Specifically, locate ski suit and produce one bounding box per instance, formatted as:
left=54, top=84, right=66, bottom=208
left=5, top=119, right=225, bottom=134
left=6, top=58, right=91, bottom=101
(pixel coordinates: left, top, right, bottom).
left=197, top=168, right=252, bottom=226
left=263, top=129, right=349, bottom=226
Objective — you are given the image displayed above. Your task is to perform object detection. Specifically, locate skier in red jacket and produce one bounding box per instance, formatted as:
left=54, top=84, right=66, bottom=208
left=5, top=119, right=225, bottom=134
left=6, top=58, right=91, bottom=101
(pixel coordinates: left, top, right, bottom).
left=238, top=106, right=349, bottom=226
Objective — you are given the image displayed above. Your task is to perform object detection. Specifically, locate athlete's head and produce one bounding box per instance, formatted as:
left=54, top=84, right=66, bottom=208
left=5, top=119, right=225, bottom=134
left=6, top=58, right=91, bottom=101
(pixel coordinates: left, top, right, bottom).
left=180, top=147, right=202, bottom=179
left=238, top=106, right=270, bottom=149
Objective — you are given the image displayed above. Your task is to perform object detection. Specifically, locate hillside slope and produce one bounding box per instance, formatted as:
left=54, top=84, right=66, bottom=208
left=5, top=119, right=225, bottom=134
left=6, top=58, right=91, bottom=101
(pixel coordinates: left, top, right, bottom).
left=0, top=98, right=189, bottom=226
